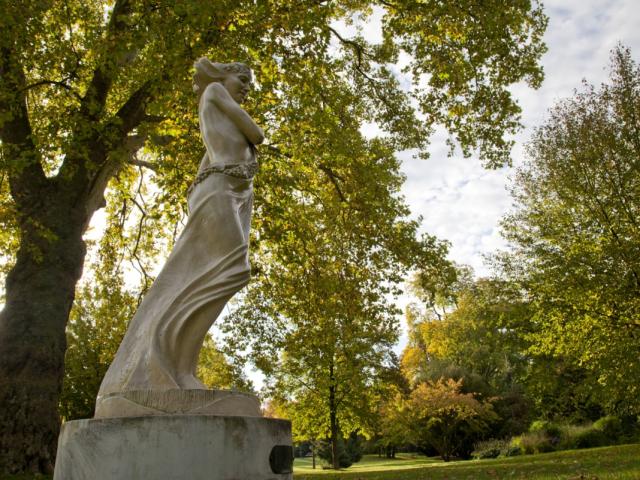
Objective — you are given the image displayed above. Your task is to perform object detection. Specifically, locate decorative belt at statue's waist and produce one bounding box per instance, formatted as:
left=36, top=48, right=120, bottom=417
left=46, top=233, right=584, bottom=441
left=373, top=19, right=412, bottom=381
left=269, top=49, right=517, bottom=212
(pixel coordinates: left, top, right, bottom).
left=188, top=162, right=258, bottom=196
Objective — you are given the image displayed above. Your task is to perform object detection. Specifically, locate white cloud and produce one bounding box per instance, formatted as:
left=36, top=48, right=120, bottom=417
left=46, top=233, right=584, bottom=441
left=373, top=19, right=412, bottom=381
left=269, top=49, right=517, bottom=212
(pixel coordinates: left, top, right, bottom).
left=391, top=1, right=640, bottom=353
left=400, top=0, right=640, bottom=281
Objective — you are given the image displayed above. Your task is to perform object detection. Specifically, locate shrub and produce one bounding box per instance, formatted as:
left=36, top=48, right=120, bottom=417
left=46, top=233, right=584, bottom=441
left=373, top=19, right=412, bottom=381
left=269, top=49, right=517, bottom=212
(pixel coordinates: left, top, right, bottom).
left=502, top=445, right=523, bottom=456
left=557, top=423, right=592, bottom=450
left=558, top=417, right=626, bottom=450
left=529, top=420, right=562, bottom=440
left=317, top=438, right=353, bottom=468
left=489, top=391, right=532, bottom=439
left=477, top=436, right=522, bottom=457
left=344, top=432, right=364, bottom=464
left=317, top=433, right=364, bottom=469
left=593, top=416, right=623, bottom=441
left=406, top=379, right=497, bottom=461
left=570, top=429, right=608, bottom=449
left=472, top=439, right=507, bottom=459
left=507, top=417, right=638, bottom=456
left=513, top=431, right=554, bottom=454
left=618, top=415, right=640, bottom=442
left=510, top=435, right=527, bottom=454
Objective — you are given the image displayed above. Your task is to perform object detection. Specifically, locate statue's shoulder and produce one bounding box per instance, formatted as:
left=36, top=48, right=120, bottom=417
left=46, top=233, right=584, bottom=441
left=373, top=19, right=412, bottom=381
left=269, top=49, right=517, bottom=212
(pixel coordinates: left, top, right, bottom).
left=202, top=82, right=226, bottom=100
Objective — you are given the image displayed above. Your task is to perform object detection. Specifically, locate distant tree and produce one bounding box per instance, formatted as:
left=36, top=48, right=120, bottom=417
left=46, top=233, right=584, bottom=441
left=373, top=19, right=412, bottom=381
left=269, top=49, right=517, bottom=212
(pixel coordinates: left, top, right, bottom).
left=398, top=379, right=496, bottom=461
left=378, top=387, right=413, bottom=457
left=403, top=266, right=530, bottom=387
left=404, top=266, right=608, bottom=426
left=409, top=262, right=473, bottom=322
left=369, top=354, right=411, bottom=458
left=197, top=336, right=253, bottom=392
left=523, top=356, right=604, bottom=423
left=221, top=168, right=439, bottom=468
left=498, top=46, right=640, bottom=416
left=426, top=278, right=528, bottom=391
left=59, top=279, right=135, bottom=421
left=400, top=262, right=466, bottom=387
left=402, top=269, right=534, bottom=437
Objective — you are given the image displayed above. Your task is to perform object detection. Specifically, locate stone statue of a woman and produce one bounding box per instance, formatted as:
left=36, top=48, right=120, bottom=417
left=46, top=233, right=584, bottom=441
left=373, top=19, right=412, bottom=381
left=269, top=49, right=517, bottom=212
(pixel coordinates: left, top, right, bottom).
left=94, top=59, right=264, bottom=418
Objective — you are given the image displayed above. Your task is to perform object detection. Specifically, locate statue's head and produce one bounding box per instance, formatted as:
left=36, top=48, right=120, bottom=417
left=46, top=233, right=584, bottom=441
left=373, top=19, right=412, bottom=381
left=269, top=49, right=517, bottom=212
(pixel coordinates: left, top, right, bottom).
left=193, top=58, right=253, bottom=103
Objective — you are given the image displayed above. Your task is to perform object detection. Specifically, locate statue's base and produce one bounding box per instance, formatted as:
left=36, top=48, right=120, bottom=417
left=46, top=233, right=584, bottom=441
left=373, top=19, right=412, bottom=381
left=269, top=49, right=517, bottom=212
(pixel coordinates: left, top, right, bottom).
left=53, top=415, right=293, bottom=480
left=95, top=389, right=262, bottom=418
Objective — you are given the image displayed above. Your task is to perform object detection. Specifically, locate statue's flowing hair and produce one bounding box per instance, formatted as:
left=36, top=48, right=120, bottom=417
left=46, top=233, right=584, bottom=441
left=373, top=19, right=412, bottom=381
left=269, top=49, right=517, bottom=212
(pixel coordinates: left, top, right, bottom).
left=193, top=58, right=252, bottom=99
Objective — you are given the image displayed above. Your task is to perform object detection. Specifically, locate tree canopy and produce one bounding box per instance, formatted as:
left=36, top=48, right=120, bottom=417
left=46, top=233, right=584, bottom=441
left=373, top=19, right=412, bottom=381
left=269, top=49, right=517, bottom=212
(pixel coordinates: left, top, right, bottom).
left=497, top=46, right=640, bottom=416
left=0, top=0, right=546, bottom=473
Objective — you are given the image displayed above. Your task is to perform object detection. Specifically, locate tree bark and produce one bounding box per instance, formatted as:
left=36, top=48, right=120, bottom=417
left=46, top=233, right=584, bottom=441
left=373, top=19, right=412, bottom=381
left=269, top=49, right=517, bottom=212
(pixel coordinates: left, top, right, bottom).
left=0, top=73, right=152, bottom=476
left=0, top=199, right=88, bottom=474
left=0, top=0, right=170, bottom=473
left=329, top=372, right=339, bottom=470
left=329, top=398, right=339, bottom=469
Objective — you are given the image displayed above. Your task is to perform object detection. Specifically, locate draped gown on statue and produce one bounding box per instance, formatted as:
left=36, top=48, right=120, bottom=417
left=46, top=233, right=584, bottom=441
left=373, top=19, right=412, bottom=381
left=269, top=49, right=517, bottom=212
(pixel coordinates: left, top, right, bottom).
left=97, top=80, right=258, bottom=402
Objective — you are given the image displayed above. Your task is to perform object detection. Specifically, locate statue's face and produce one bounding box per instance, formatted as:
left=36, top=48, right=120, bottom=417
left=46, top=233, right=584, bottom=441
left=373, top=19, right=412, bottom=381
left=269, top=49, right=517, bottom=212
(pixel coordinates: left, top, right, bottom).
left=222, top=71, right=252, bottom=104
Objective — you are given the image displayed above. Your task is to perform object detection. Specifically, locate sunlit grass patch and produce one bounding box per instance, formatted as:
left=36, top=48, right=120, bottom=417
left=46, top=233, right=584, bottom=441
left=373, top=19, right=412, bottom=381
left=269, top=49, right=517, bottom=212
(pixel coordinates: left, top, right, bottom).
left=294, top=443, right=640, bottom=480
left=294, top=452, right=441, bottom=473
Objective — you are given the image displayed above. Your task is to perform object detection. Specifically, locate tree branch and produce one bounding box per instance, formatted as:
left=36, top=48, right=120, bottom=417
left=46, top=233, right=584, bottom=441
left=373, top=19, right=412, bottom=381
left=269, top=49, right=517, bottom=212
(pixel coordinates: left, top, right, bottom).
left=128, top=157, right=159, bottom=172
left=142, top=114, right=168, bottom=123
left=127, top=174, right=154, bottom=296
left=56, top=0, right=149, bottom=213
left=263, top=143, right=292, bottom=158
left=116, top=80, right=157, bottom=134
left=327, top=26, right=398, bottom=114
left=376, top=0, right=397, bottom=9
left=72, top=78, right=160, bottom=219
left=318, top=164, right=347, bottom=203
left=20, top=79, right=82, bottom=102
left=79, top=0, right=136, bottom=121
left=328, top=26, right=373, bottom=65
left=0, top=45, right=49, bottom=205
left=264, top=144, right=348, bottom=203
left=124, top=133, right=166, bottom=171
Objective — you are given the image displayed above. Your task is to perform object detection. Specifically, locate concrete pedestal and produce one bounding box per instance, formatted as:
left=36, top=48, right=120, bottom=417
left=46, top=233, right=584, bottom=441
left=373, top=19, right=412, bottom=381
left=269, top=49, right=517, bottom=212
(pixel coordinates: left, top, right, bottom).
left=94, top=389, right=262, bottom=418
left=53, top=415, right=293, bottom=480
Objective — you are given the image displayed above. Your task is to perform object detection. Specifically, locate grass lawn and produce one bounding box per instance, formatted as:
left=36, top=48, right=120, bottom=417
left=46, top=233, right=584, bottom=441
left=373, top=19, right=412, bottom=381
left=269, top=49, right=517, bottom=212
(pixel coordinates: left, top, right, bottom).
left=295, top=453, right=442, bottom=473
left=294, top=443, right=640, bottom=480
left=3, top=443, right=638, bottom=479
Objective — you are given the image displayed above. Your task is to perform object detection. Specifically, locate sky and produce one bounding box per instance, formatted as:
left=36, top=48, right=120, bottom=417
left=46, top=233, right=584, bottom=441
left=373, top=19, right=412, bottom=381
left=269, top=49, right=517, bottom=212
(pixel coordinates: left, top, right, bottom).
left=397, top=0, right=640, bottom=277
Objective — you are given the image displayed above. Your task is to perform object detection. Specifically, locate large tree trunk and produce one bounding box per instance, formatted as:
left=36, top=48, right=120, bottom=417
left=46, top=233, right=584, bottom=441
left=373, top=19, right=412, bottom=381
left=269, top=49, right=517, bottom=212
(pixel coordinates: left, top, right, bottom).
left=0, top=202, right=87, bottom=474
left=0, top=4, right=154, bottom=473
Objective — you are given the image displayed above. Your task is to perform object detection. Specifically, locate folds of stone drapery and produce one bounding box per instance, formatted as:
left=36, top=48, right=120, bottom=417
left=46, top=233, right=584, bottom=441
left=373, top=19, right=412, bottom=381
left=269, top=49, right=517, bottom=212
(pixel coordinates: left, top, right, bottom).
left=98, top=173, right=253, bottom=396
